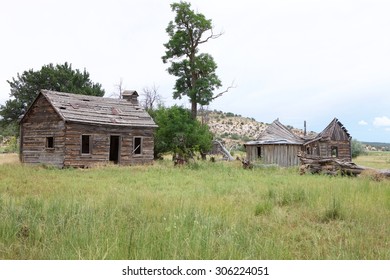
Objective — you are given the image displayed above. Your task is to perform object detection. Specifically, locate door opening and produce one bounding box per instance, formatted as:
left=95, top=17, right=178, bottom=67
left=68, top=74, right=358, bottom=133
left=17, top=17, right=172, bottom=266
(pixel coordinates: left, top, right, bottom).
left=257, top=146, right=262, bottom=158
left=109, top=136, right=120, bottom=164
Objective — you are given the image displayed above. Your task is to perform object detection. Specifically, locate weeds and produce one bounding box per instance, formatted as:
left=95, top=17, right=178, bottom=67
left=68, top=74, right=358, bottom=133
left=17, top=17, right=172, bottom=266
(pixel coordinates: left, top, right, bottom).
left=254, top=200, right=273, bottom=216
left=322, top=197, right=343, bottom=222
left=0, top=157, right=390, bottom=259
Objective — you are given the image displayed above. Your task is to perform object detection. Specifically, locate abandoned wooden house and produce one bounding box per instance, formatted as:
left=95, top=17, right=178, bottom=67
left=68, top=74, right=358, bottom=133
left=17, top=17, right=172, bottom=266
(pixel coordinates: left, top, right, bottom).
left=244, top=119, right=305, bottom=167
left=244, top=118, right=352, bottom=166
left=19, top=89, right=157, bottom=168
left=303, top=118, right=352, bottom=161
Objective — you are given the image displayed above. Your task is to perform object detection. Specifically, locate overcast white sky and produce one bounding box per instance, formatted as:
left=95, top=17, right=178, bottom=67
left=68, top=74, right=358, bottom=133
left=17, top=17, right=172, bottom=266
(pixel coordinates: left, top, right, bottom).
left=1, top=0, right=389, bottom=142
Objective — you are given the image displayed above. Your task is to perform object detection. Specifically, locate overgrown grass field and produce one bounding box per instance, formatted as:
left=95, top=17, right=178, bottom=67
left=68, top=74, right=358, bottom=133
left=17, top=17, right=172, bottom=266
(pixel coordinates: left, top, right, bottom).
left=0, top=153, right=389, bottom=259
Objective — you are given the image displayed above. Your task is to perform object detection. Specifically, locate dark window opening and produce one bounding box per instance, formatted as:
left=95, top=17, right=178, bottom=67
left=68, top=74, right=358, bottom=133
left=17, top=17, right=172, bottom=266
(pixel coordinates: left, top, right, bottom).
left=331, top=146, right=338, bottom=157
left=109, top=136, right=120, bottom=163
left=46, top=137, right=54, bottom=149
left=81, top=135, right=91, bottom=154
left=306, top=146, right=311, bottom=154
left=133, top=137, right=142, bottom=155
left=257, top=146, right=262, bottom=158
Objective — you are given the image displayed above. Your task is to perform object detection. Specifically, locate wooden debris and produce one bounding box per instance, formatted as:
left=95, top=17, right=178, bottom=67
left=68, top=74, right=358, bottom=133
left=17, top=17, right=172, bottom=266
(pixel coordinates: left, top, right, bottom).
left=241, top=158, right=253, bottom=169
left=298, top=154, right=390, bottom=178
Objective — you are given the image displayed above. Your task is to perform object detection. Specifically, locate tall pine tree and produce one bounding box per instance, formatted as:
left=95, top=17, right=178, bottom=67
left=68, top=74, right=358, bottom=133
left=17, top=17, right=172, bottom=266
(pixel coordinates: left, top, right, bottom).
left=162, top=2, right=229, bottom=119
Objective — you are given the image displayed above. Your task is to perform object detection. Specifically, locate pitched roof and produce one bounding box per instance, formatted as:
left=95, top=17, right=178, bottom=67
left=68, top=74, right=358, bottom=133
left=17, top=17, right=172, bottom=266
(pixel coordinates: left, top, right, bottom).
left=305, top=118, right=350, bottom=144
left=27, top=90, right=157, bottom=127
left=245, top=119, right=304, bottom=145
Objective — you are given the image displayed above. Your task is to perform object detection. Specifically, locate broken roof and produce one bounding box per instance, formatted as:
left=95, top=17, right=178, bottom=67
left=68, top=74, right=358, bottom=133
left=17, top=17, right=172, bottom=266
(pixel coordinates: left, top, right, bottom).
left=305, top=117, right=351, bottom=144
left=245, top=119, right=304, bottom=145
left=23, top=90, right=157, bottom=127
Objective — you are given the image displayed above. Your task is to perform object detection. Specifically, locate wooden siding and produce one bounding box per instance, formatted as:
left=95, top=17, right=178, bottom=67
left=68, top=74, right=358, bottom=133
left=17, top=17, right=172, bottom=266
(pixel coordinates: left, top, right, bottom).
left=63, top=122, right=155, bottom=168
left=303, top=118, right=352, bottom=161
left=246, top=144, right=303, bottom=167
left=19, top=90, right=157, bottom=168
left=304, top=140, right=351, bottom=160
left=20, top=95, right=66, bottom=167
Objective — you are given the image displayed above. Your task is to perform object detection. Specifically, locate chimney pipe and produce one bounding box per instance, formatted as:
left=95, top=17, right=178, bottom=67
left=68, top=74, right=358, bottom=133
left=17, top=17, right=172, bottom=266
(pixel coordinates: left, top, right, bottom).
left=304, top=120, right=307, bottom=136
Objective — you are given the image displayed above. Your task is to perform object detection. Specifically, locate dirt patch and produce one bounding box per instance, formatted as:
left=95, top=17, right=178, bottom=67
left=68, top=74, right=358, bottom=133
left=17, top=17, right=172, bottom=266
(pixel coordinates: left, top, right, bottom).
left=0, top=153, right=19, bottom=165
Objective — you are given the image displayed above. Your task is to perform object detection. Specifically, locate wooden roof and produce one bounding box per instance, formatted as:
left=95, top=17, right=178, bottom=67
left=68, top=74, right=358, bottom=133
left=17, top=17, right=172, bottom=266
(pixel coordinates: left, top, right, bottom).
left=24, top=90, right=157, bottom=127
left=305, top=118, right=351, bottom=144
left=245, top=119, right=304, bottom=145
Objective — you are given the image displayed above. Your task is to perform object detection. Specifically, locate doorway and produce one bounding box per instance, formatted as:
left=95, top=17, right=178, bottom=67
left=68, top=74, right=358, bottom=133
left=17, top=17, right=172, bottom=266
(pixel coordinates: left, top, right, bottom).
left=257, top=146, right=262, bottom=159
left=109, top=136, right=120, bottom=164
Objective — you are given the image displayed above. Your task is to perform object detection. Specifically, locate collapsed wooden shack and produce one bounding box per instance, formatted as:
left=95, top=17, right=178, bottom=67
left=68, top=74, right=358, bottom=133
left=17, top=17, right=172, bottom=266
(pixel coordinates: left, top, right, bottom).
left=19, top=90, right=157, bottom=168
left=244, top=118, right=354, bottom=168
left=303, top=118, right=352, bottom=161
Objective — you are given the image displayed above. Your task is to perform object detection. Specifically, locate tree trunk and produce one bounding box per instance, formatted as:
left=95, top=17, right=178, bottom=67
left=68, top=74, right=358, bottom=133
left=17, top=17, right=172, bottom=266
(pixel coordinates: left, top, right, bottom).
left=191, top=100, right=197, bottom=119
left=213, top=140, right=234, bottom=161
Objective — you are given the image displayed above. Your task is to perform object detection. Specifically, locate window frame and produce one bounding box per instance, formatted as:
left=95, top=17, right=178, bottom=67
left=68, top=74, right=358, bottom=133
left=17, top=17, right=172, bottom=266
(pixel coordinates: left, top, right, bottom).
left=46, top=136, right=54, bottom=150
left=133, top=136, right=143, bottom=155
left=81, top=135, right=92, bottom=155
left=331, top=146, right=338, bottom=158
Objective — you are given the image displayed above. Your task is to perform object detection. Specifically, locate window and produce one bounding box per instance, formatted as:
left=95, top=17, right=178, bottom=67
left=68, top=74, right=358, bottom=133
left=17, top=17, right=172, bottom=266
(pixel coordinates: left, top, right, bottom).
left=46, top=137, right=54, bottom=149
left=81, top=135, right=91, bottom=154
left=133, top=137, right=142, bottom=155
left=331, top=146, right=338, bottom=157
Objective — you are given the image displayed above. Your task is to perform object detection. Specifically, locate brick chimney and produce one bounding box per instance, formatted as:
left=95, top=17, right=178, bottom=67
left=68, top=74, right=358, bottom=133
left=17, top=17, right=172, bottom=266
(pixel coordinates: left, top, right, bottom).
left=122, top=90, right=139, bottom=105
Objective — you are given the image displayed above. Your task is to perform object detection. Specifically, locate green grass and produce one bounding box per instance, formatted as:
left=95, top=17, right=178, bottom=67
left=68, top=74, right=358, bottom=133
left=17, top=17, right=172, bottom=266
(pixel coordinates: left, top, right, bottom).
left=354, top=151, right=390, bottom=169
left=0, top=156, right=390, bottom=259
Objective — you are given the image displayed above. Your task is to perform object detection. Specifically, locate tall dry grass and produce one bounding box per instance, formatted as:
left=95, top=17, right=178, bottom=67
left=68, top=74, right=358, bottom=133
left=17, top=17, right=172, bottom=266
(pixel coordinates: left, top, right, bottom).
left=0, top=155, right=389, bottom=259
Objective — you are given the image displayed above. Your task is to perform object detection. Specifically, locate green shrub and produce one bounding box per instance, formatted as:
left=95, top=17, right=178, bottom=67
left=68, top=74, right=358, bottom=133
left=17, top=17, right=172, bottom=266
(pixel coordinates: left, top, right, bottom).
left=351, top=139, right=365, bottom=158
left=2, top=136, right=18, bottom=153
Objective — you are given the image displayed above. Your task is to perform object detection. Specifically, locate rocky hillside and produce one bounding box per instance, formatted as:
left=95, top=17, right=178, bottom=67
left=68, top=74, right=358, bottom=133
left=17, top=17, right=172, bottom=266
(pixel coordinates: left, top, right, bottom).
left=198, top=110, right=314, bottom=150
left=198, top=110, right=267, bottom=149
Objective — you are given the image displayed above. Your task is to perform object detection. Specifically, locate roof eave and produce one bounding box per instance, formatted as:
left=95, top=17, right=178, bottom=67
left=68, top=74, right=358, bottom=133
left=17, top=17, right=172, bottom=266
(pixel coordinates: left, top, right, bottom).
left=64, top=119, right=158, bottom=128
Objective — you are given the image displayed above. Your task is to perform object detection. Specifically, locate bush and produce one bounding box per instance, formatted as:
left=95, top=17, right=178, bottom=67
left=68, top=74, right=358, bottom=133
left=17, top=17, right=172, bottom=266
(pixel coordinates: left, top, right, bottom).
left=1, top=136, right=18, bottom=153
left=150, top=106, right=213, bottom=159
left=351, top=139, right=365, bottom=158
left=225, top=112, right=235, bottom=117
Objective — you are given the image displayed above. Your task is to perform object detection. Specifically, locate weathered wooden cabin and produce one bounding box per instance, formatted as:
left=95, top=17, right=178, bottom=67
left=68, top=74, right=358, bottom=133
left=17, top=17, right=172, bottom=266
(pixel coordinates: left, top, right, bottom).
left=19, top=89, right=157, bottom=168
left=303, top=118, right=352, bottom=161
left=244, top=119, right=305, bottom=167
left=244, top=118, right=352, bottom=166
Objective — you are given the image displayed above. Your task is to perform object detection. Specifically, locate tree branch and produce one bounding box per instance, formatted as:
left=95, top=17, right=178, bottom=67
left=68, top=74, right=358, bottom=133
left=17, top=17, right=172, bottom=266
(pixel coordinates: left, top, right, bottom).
left=199, top=28, right=223, bottom=44
left=211, top=81, right=236, bottom=100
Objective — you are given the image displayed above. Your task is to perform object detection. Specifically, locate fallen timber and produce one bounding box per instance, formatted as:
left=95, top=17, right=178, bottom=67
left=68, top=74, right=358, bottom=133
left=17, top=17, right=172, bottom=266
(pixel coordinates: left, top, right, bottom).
left=298, top=154, right=390, bottom=178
